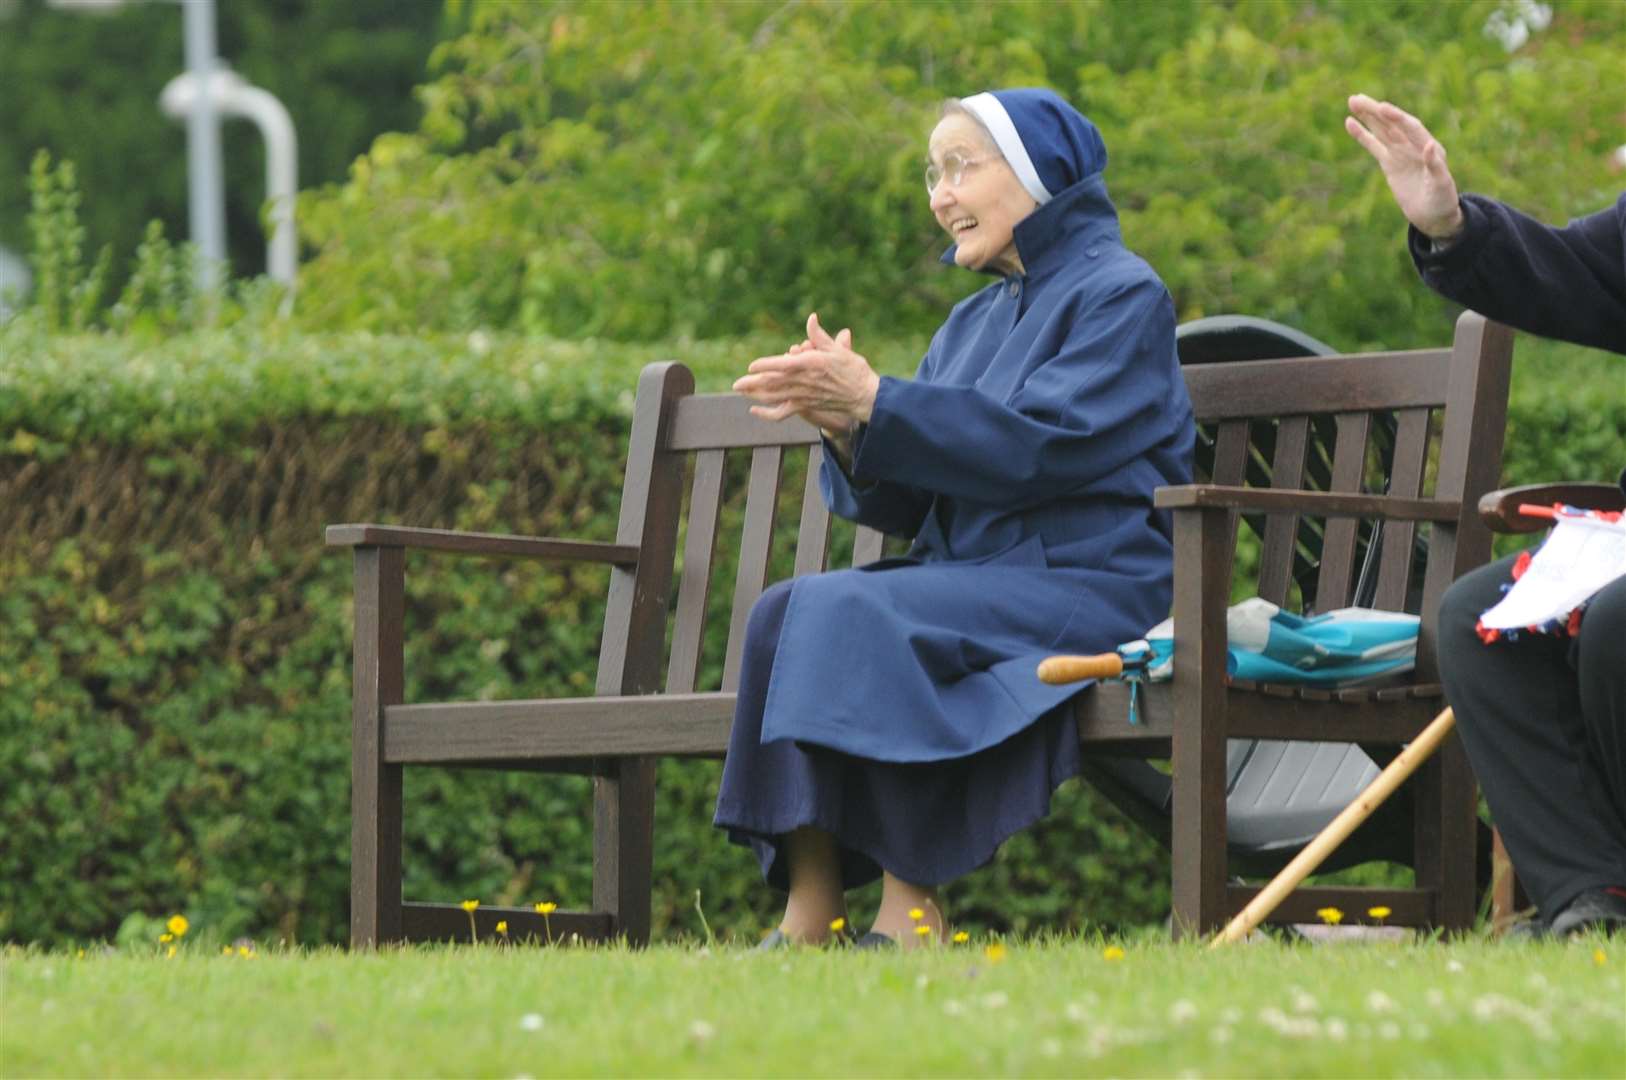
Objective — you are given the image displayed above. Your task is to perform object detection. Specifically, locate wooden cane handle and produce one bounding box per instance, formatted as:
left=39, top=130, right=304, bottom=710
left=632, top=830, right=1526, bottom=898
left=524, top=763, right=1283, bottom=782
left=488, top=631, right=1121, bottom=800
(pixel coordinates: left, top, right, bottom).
left=1037, top=653, right=1125, bottom=684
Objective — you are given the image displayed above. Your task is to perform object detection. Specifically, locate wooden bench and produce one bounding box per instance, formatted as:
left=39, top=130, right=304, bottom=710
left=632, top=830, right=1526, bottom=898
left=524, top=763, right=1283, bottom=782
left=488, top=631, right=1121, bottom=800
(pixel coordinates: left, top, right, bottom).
left=328, top=311, right=1513, bottom=947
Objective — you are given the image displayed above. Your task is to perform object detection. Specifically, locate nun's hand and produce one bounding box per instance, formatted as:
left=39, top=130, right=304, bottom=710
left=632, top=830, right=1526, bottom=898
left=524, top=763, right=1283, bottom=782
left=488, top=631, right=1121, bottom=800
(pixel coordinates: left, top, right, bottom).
left=734, top=313, right=881, bottom=433
left=1345, top=94, right=1464, bottom=241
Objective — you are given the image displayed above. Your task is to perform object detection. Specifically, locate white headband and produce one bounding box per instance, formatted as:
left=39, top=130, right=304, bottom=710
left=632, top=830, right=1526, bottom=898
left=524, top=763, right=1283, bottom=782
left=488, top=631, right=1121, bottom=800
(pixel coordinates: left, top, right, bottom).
left=958, top=92, right=1052, bottom=206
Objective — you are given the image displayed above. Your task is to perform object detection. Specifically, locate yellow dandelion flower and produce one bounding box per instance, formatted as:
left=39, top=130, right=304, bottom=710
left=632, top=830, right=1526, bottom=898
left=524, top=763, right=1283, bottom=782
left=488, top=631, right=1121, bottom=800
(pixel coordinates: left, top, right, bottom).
left=1316, top=906, right=1344, bottom=926
left=915, top=924, right=933, bottom=937
left=496, top=921, right=509, bottom=935
left=159, top=933, right=173, bottom=944
left=1594, top=949, right=1607, bottom=967
left=984, top=942, right=1007, bottom=964
left=461, top=899, right=481, bottom=913
left=166, top=945, right=177, bottom=959
left=166, top=915, right=189, bottom=938
left=1367, top=906, right=1392, bottom=921
left=829, top=917, right=846, bottom=933
left=76, top=949, right=86, bottom=959
left=908, top=907, right=925, bottom=921
left=952, top=931, right=970, bottom=944
left=534, top=902, right=558, bottom=915
left=1103, top=945, right=1126, bottom=962
left=238, top=945, right=253, bottom=957
left=223, top=945, right=234, bottom=956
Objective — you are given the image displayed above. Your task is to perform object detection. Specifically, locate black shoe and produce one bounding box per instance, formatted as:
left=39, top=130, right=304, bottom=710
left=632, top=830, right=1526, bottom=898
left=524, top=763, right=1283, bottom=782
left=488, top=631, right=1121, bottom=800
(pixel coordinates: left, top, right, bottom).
left=1549, top=886, right=1626, bottom=938
left=1504, top=916, right=1549, bottom=941
left=854, top=931, right=897, bottom=950
left=755, top=928, right=792, bottom=951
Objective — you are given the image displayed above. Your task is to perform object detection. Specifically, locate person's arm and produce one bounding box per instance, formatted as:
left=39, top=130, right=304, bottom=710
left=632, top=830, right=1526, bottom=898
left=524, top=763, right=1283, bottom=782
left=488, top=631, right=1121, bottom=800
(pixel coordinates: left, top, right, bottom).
left=1345, top=93, right=1626, bottom=354
left=848, top=279, right=1186, bottom=510
left=817, top=424, right=934, bottom=536
left=1410, top=193, right=1626, bottom=354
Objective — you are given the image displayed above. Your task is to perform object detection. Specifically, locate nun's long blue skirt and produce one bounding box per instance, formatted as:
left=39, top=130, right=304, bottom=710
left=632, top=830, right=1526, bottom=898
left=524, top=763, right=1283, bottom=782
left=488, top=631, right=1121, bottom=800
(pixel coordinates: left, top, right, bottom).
left=713, top=579, right=1082, bottom=889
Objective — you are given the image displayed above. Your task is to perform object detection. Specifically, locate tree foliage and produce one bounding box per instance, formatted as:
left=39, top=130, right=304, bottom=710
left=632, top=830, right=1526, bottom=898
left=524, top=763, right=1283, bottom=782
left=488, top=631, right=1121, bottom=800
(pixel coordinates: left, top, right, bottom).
left=294, top=0, right=1625, bottom=347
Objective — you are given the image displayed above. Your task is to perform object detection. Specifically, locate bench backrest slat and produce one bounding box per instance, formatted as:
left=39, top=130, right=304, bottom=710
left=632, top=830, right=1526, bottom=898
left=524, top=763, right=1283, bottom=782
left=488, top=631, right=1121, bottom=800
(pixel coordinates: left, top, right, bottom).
left=1183, top=350, right=1451, bottom=420
left=793, top=446, right=834, bottom=579
left=1313, top=411, right=1375, bottom=610
left=720, top=446, right=785, bottom=693
left=1256, top=415, right=1311, bottom=606
left=852, top=526, right=887, bottom=567
left=666, top=449, right=727, bottom=695
left=1371, top=406, right=1433, bottom=611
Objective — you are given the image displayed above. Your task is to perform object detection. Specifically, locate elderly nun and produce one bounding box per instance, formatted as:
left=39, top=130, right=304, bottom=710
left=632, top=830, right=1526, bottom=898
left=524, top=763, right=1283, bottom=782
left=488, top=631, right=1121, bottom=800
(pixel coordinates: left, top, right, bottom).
left=715, top=88, right=1195, bottom=948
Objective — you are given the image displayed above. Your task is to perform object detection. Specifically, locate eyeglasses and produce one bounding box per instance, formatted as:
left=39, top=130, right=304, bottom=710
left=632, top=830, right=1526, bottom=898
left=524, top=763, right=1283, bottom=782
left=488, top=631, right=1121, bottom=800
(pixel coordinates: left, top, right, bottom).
left=925, top=150, right=992, bottom=194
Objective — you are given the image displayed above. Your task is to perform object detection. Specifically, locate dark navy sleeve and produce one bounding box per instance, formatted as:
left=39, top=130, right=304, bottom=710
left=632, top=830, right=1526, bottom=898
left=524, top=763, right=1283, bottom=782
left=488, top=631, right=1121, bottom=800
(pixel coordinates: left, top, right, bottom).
left=817, top=429, right=933, bottom=536
left=816, top=348, right=935, bottom=536
left=1410, top=192, right=1626, bottom=355
left=847, top=277, right=1184, bottom=509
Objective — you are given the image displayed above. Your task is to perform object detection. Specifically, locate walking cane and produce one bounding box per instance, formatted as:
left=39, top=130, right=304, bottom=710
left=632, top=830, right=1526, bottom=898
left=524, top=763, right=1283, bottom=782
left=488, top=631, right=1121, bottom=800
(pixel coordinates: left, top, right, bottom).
left=1210, top=706, right=1458, bottom=946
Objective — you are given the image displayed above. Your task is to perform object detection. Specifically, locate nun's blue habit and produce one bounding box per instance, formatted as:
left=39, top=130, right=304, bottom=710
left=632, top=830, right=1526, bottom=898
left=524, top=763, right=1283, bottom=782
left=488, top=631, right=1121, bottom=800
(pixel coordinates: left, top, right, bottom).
left=714, top=89, right=1195, bottom=889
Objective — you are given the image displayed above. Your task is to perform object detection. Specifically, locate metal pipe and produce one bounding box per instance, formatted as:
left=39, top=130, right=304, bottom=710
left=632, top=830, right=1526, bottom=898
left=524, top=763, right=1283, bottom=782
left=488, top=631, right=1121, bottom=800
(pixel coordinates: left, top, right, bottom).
left=181, top=0, right=226, bottom=293
left=160, top=68, right=299, bottom=312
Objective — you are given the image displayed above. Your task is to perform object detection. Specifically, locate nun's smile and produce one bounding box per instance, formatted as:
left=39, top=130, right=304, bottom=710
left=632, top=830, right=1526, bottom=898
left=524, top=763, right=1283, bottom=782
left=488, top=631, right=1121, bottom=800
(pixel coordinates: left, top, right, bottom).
left=927, top=113, right=1039, bottom=277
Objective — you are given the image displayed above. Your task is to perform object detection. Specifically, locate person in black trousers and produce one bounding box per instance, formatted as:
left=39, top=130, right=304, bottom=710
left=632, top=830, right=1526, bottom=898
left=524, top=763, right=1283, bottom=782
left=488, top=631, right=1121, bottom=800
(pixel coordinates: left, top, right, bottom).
left=1346, top=93, right=1626, bottom=936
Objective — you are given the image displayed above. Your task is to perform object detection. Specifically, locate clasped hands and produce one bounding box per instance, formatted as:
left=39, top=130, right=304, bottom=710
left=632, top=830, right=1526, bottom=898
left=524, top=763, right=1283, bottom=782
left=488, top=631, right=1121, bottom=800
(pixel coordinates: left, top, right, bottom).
left=734, top=313, right=881, bottom=441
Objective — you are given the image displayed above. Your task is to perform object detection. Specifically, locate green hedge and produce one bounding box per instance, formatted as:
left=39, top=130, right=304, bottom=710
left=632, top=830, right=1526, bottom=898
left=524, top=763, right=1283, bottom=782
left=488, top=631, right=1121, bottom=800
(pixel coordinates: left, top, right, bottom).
left=2, top=323, right=1621, bottom=947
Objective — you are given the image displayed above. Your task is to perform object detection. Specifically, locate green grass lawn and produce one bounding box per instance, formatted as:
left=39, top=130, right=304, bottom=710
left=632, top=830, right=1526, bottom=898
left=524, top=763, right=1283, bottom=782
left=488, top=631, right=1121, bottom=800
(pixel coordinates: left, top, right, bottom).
left=5, top=935, right=1622, bottom=1078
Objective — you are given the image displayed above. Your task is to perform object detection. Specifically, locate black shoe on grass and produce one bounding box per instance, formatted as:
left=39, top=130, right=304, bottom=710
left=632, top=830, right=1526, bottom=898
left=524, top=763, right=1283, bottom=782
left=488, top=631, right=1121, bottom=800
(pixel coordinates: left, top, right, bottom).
left=1549, top=886, right=1626, bottom=938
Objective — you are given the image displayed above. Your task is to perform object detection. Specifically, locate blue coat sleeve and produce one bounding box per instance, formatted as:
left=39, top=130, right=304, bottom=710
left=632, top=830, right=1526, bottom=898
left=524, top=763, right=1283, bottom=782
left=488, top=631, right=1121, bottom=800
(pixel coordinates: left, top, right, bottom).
left=1410, top=193, right=1626, bottom=355
left=818, top=431, right=934, bottom=536
left=847, top=277, right=1183, bottom=509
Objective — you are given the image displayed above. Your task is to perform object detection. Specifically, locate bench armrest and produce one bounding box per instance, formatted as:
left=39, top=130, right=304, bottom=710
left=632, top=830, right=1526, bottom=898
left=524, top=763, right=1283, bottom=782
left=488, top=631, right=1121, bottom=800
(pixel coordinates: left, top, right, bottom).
left=1154, top=484, right=1459, bottom=522
left=325, top=523, right=640, bottom=565
left=1477, top=483, right=1626, bottom=534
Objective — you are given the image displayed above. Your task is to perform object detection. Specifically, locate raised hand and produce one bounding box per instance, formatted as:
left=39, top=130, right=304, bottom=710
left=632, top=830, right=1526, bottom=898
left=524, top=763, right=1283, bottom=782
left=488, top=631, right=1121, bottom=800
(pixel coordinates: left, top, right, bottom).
left=1345, top=93, right=1465, bottom=240
left=734, top=313, right=881, bottom=435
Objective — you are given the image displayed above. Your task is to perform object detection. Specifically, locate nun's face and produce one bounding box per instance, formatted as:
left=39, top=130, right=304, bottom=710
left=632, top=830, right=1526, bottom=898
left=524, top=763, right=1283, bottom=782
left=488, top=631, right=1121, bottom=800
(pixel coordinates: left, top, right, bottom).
left=927, top=113, right=1038, bottom=276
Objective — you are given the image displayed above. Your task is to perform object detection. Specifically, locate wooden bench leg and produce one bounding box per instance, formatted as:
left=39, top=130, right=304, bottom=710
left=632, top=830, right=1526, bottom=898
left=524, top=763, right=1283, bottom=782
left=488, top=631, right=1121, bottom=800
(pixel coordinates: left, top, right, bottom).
left=1411, top=733, right=1477, bottom=933
left=1437, top=734, right=1479, bottom=931
left=594, top=757, right=656, bottom=946
left=351, top=547, right=404, bottom=948
left=1170, top=506, right=1232, bottom=940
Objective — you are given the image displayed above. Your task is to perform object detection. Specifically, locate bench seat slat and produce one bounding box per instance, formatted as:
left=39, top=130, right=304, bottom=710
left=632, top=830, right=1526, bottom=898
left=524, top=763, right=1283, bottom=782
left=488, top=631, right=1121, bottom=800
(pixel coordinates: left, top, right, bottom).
left=1072, top=681, right=1440, bottom=745
left=385, top=693, right=735, bottom=763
